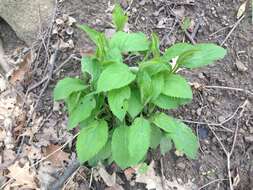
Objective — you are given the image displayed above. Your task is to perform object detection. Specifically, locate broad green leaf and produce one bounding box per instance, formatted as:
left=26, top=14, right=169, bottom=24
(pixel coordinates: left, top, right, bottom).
left=178, top=43, right=227, bottom=68
left=78, top=24, right=102, bottom=46
left=65, top=92, right=82, bottom=114
left=150, top=33, right=160, bottom=58
left=160, top=136, right=172, bottom=156
left=137, top=70, right=152, bottom=103
left=150, top=125, right=162, bottom=149
left=127, top=87, right=143, bottom=118
left=153, top=113, right=198, bottom=159
left=68, top=95, right=96, bottom=129
left=140, top=60, right=171, bottom=76
left=112, top=4, right=128, bottom=31
left=128, top=117, right=151, bottom=165
left=110, top=31, right=149, bottom=52
left=162, top=43, right=193, bottom=62
left=112, top=126, right=132, bottom=169
left=108, top=86, right=131, bottom=121
left=76, top=120, right=108, bottom=162
left=97, top=63, right=136, bottom=92
left=78, top=24, right=107, bottom=58
left=81, top=56, right=101, bottom=82
left=88, top=140, right=111, bottom=166
left=150, top=73, right=164, bottom=100
left=106, top=48, right=123, bottom=63
left=153, top=113, right=179, bottom=133
left=163, top=74, right=192, bottom=99
left=152, top=94, right=191, bottom=109
left=54, top=78, right=87, bottom=101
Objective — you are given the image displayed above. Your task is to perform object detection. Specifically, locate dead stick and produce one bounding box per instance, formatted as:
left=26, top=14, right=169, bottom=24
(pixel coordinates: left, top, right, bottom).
left=221, top=15, right=245, bottom=46
left=50, top=160, right=81, bottom=190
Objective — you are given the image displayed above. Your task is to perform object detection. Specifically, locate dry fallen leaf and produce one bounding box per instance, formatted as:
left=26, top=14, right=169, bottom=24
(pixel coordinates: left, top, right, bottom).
left=9, top=51, right=33, bottom=85
left=43, top=144, right=70, bottom=167
left=237, top=1, right=247, bottom=19
left=134, top=161, right=163, bottom=190
left=7, top=161, right=37, bottom=189
left=96, top=164, right=124, bottom=190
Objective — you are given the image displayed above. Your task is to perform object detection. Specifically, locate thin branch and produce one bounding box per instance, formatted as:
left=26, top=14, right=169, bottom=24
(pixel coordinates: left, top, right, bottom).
left=221, top=15, right=245, bottom=46
left=50, top=160, right=81, bottom=190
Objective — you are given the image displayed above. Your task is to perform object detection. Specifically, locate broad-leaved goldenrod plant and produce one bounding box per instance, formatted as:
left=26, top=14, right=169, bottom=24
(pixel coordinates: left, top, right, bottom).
left=54, top=4, right=226, bottom=169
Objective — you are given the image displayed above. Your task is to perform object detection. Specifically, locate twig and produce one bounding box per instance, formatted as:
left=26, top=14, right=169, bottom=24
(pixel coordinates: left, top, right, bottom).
left=50, top=160, right=81, bottom=190
left=208, top=100, right=248, bottom=190
left=205, top=85, right=253, bottom=96
left=221, top=15, right=245, bottom=46
left=0, top=132, right=80, bottom=189
left=198, top=179, right=228, bottom=190
left=185, top=30, right=196, bottom=44
left=62, top=166, right=81, bottom=190
left=24, top=54, right=76, bottom=96
left=89, top=168, right=94, bottom=188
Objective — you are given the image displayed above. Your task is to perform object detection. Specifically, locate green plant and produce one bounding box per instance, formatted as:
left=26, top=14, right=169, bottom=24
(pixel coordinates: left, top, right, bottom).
left=53, top=4, right=227, bottom=169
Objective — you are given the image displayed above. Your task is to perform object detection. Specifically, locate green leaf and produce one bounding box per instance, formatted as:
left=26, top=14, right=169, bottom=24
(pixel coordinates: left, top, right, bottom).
left=178, top=43, right=227, bottom=68
left=152, top=95, right=191, bottom=109
left=81, top=56, right=101, bottom=82
left=76, top=120, right=108, bottom=162
left=78, top=24, right=102, bottom=46
left=110, top=32, right=149, bottom=52
left=112, top=125, right=132, bottom=169
left=150, top=33, right=160, bottom=58
left=54, top=78, right=87, bottom=101
left=127, top=87, right=143, bottom=118
left=150, top=125, right=162, bottom=149
left=163, top=74, right=192, bottom=99
left=97, top=63, right=136, bottom=92
left=153, top=113, right=179, bottom=132
left=112, top=4, right=128, bottom=31
left=68, top=95, right=96, bottom=129
left=162, top=43, right=193, bottom=62
left=65, top=92, right=82, bottom=114
left=153, top=113, right=198, bottom=159
left=78, top=24, right=107, bottom=58
left=128, top=117, right=151, bottom=165
left=88, top=140, right=111, bottom=166
left=181, top=17, right=191, bottom=32
left=160, top=136, right=172, bottom=156
left=140, top=60, right=171, bottom=76
left=137, top=70, right=152, bottom=103
left=106, top=48, right=123, bottom=63
left=150, top=73, right=164, bottom=101
left=108, top=86, right=131, bottom=121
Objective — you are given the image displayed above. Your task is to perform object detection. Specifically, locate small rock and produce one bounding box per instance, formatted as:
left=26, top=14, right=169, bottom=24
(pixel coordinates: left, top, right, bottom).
left=66, top=27, right=74, bottom=35
left=207, top=96, right=215, bottom=102
left=245, top=135, right=253, bottom=143
left=198, top=72, right=205, bottom=79
left=218, top=116, right=226, bottom=123
left=177, top=161, right=186, bottom=170
left=235, top=60, right=247, bottom=72
left=198, top=127, right=209, bottom=139
left=249, top=126, right=253, bottom=134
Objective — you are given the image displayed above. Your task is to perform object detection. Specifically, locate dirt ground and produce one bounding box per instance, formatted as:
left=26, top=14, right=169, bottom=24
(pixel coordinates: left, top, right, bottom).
left=0, top=0, right=253, bottom=189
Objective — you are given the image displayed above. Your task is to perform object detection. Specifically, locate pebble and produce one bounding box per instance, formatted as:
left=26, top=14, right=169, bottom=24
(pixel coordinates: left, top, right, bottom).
left=177, top=162, right=186, bottom=170
left=235, top=60, right=248, bottom=72
left=198, top=73, right=205, bottom=79
left=218, top=116, right=225, bottom=123
left=207, top=96, right=215, bottom=102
